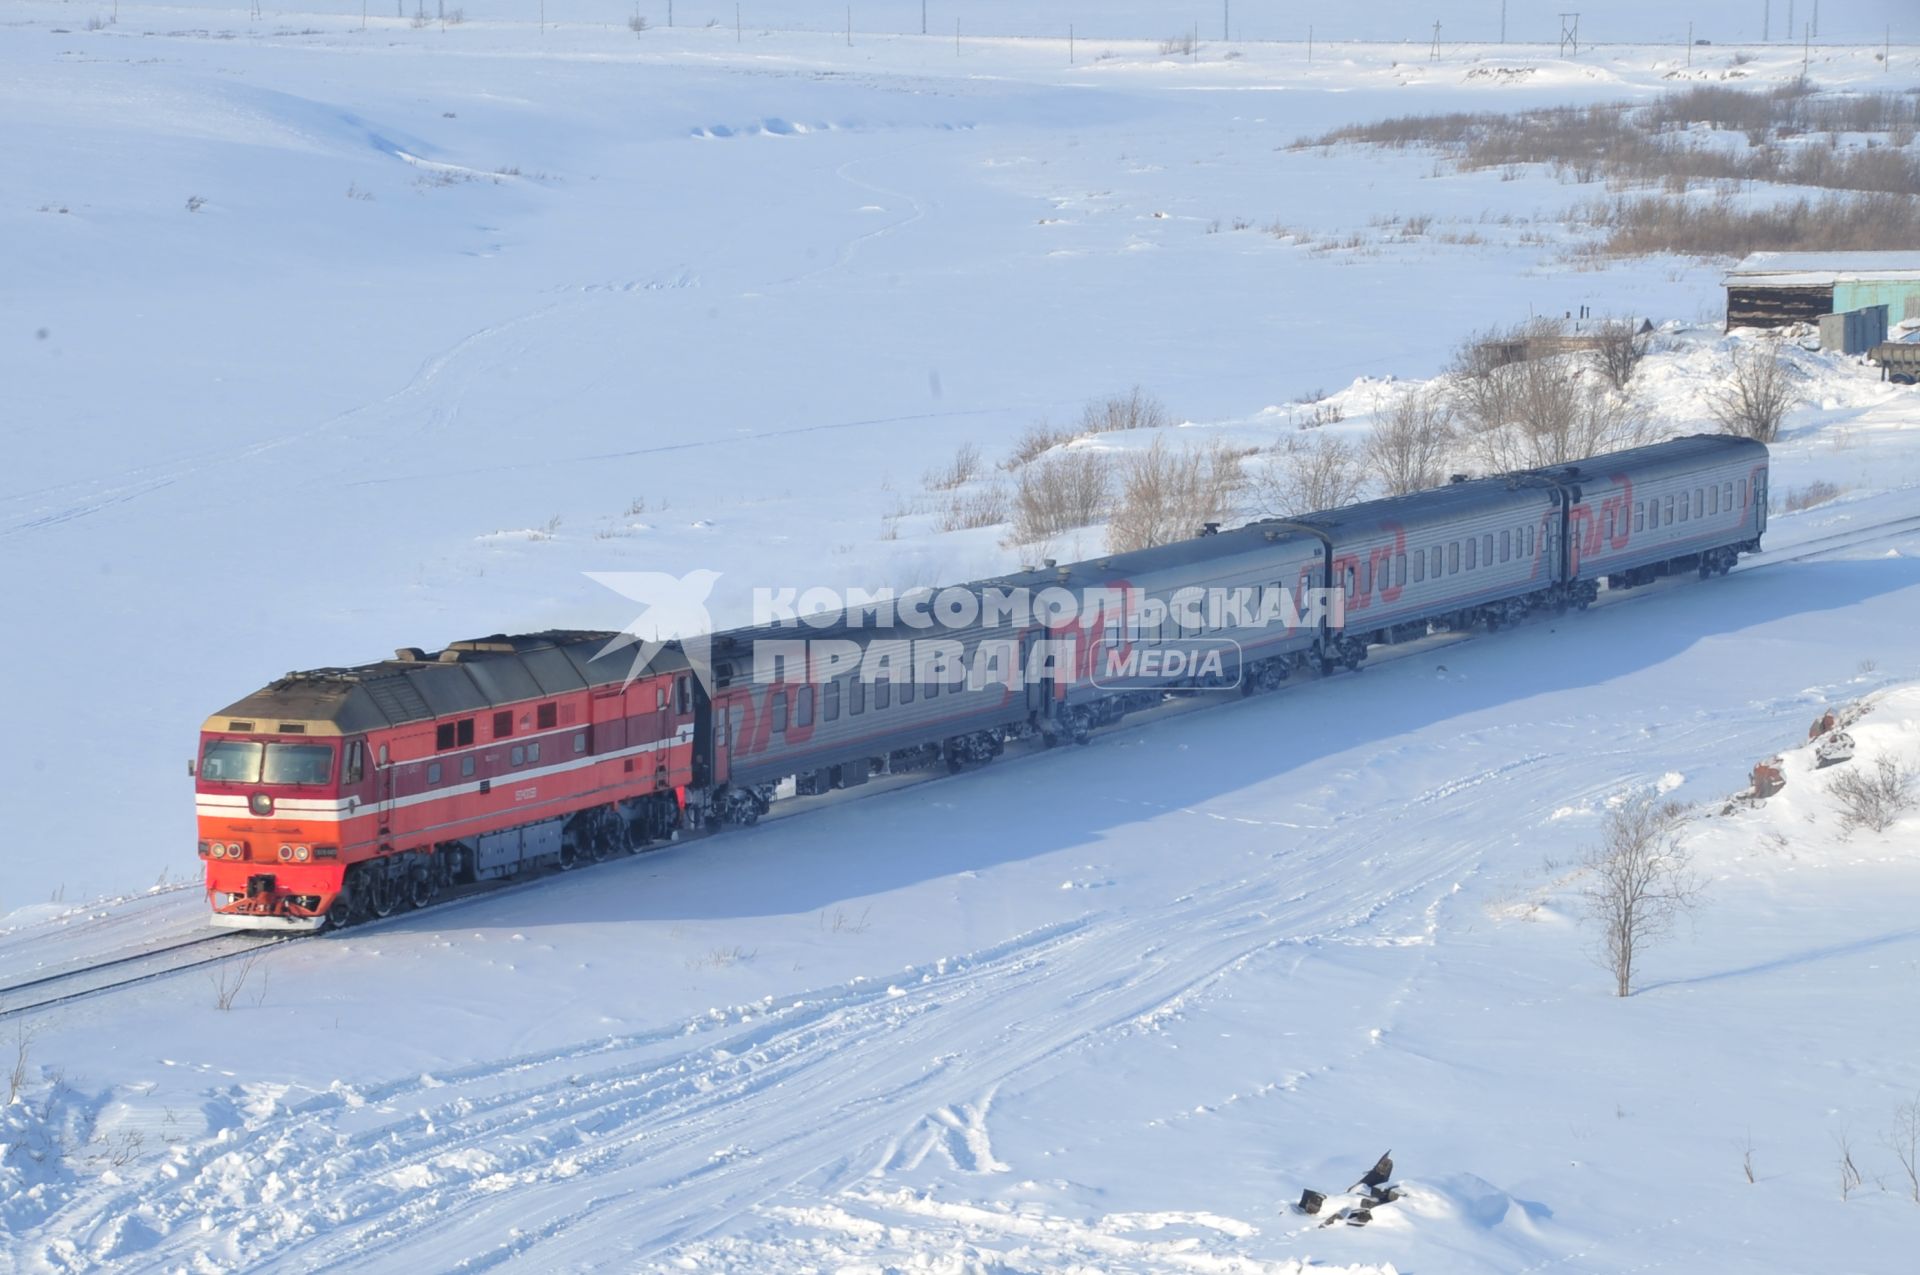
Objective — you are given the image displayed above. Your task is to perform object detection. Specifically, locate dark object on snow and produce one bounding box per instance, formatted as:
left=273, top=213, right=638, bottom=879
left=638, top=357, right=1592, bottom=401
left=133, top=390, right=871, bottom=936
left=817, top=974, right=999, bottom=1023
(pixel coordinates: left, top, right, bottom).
left=1366, top=1185, right=1403, bottom=1207
left=1815, top=731, right=1856, bottom=768
left=1351, top=1150, right=1393, bottom=1192
left=1810, top=710, right=1838, bottom=740
left=1345, top=1208, right=1373, bottom=1227
left=1298, top=1189, right=1326, bottom=1215
left=1750, top=759, right=1785, bottom=799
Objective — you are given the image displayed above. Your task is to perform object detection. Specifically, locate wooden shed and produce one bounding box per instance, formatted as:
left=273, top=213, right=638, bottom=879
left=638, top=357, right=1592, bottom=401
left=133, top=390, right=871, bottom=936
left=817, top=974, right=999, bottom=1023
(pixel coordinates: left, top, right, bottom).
left=1724, top=253, right=1920, bottom=331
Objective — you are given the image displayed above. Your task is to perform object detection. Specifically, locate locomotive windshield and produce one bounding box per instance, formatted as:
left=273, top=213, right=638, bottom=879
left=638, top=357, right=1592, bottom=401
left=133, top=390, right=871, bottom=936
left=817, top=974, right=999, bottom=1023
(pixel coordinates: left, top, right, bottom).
left=199, top=740, right=335, bottom=786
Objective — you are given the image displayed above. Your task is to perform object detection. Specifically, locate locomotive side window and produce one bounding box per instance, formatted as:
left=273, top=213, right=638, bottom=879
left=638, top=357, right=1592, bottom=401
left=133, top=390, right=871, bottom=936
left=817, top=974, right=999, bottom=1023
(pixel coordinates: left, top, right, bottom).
left=436, top=723, right=455, bottom=750
left=345, top=741, right=364, bottom=783
left=676, top=675, right=692, bottom=715
left=379, top=744, right=389, bottom=766
left=537, top=702, right=558, bottom=730
left=427, top=762, right=443, bottom=785
left=459, top=719, right=475, bottom=747
left=573, top=732, right=587, bottom=754
left=510, top=746, right=525, bottom=766
left=528, top=741, right=541, bottom=763
left=494, top=711, right=513, bottom=738
left=656, top=686, right=668, bottom=711
left=462, top=755, right=476, bottom=778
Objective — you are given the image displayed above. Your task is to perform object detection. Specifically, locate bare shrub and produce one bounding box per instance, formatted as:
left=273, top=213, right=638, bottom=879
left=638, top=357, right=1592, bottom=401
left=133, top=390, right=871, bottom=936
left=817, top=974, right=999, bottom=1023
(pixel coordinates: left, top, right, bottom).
left=1590, top=318, right=1651, bottom=391
left=1452, top=334, right=1650, bottom=472
left=1780, top=479, right=1843, bottom=513
left=1708, top=343, right=1798, bottom=443
left=211, top=949, right=267, bottom=1011
left=1253, top=434, right=1363, bottom=518
left=1158, top=32, right=1195, bottom=56
left=1579, top=796, right=1702, bottom=997
left=1005, top=421, right=1079, bottom=469
left=1010, top=449, right=1115, bottom=542
left=1837, top=1129, right=1864, bottom=1200
left=1594, top=192, right=1920, bottom=256
left=939, top=484, right=1008, bottom=532
left=1829, top=755, right=1918, bottom=835
left=184, top=195, right=206, bottom=213
left=1366, top=385, right=1455, bottom=496
left=1106, top=439, right=1245, bottom=553
left=1888, top=1094, right=1920, bottom=1204
left=924, top=442, right=983, bottom=491
left=629, top=13, right=649, bottom=32
left=1080, top=386, right=1170, bottom=435
left=7, top=1023, right=32, bottom=1103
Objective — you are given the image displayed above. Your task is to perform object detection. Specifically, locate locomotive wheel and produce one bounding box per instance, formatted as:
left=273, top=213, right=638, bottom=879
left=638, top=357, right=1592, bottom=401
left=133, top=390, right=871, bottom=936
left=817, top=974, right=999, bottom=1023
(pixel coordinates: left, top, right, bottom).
left=370, top=872, right=396, bottom=919
left=408, top=873, right=432, bottom=910
left=559, top=840, right=579, bottom=870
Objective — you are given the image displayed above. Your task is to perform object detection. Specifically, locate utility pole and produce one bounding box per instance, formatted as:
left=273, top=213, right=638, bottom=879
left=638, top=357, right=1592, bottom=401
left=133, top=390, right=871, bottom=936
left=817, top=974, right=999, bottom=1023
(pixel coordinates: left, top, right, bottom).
left=668, top=0, right=673, bottom=26
left=1501, top=1, right=1507, bottom=43
left=1686, top=21, right=1692, bottom=65
left=1069, top=24, right=1073, bottom=64
left=846, top=6, right=851, bottom=47
left=1558, top=12, right=1580, bottom=55
left=1787, top=0, right=1793, bottom=44
left=921, top=0, right=926, bottom=37
left=1814, top=0, right=1820, bottom=39
left=1763, top=0, right=1770, bottom=42
left=1430, top=20, right=1441, bottom=61
left=1803, top=22, right=1810, bottom=73
left=1308, top=24, right=1313, bottom=62
left=736, top=3, right=741, bottom=42
left=1224, top=0, right=1230, bottom=42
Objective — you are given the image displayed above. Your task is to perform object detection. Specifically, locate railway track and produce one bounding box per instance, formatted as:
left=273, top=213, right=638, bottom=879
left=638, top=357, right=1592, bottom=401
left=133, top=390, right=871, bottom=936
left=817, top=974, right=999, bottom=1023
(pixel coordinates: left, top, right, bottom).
left=0, top=931, right=293, bottom=1020
left=8, top=505, right=1918, bottom=1021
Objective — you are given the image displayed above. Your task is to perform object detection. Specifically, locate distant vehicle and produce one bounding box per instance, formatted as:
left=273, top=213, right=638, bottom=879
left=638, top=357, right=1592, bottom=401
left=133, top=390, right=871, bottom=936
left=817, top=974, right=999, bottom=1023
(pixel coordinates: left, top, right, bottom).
left=193, top=435, right=1769, bottom=931
left=1696, top=38, right=1713, bottom=46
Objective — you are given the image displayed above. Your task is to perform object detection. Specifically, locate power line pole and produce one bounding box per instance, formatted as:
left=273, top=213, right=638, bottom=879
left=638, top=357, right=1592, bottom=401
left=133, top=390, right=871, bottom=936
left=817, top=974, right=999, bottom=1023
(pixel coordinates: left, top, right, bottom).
left=1763, top=0, right=1770, bottom=42
left=1558, top=12, right=1580, bottom=55
left=1069, top=23, right=1073, bottom=64
left=921, top=0, right=926, bottom=37
left=1430, top=20, right=1441, bottom=61
left=1687, top=21, right=1693, bottom=65
left=1224, top=0, right=1230, bottom=42
left=1308, top=24, right=1313, bottom=62
left=1501, top=1, right=1507, bottom=43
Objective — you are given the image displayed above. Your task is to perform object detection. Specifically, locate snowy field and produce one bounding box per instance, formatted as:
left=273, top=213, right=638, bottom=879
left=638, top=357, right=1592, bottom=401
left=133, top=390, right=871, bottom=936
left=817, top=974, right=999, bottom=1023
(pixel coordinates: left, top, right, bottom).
left=6, top=3, right=1920, bottom=1271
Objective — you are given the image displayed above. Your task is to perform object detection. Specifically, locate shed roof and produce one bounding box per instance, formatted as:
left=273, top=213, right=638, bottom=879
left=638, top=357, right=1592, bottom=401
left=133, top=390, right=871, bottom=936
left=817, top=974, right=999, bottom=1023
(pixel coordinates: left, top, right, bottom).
left=1724, top=252, right=1920, bottom=289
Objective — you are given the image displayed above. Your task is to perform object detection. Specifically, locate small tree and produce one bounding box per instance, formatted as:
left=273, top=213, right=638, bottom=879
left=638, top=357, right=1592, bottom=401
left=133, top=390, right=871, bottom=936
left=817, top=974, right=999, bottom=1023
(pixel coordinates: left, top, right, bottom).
left=1709, top=342, right=1798, bottom=443
left=1580, top=796, right=1702, bottom=997
left=1590, top=317, right=1651, bottom=391
left=1106, top=438, right=1244, bottom=553
left=1253, top=433, right=1364, bottom=518
left=1887, top=1093, right=1920, bottom=1204
left=1366, top=384, right=1455, bottom=496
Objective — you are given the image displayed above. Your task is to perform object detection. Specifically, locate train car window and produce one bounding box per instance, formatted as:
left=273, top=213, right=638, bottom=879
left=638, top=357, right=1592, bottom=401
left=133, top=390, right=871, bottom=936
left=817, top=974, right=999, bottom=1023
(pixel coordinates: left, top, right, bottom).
left=797, top=687, right=814, bottom=726
left=345, top=741, right=364, bottom=784
left=1677, top=494, right=1689, bottom=522
left=1695, top=488, right=1705, bottom=518
left=1526, top=524, right=1535, bottom=556
left=510, top=745, right=525, bottom=766
left=1709, top=485, right=1719, bottom=515
left=1737, top=478, right=1747, bottom=508
left=1394, top=553, right=1407, bottom=587
left=924, top=675, right=939, bottom=700
left=1482, top=533, right=1493, bottom=565
left=1360, top=560, right=1372, bottom=594
left=462, top=755, right=476, bottom=778
left=851, top=676, right=865, bottom=715
left=1464, top=537, right=1477, bottom=571
left=528, top=742, right=541, bottom=763
left=676, top=675, right=691, bottom=714
left=1448, top=542, right=1460, bottom=574
left=900, top=678, right=915, bottom=705
left=435, top=723, right=455, bottom=750
left=1431, top=545, right=1443, bottom=578
left=771, top=691, right=788, bottom=733
left=1724, top=481, right=1735, bottom=510
left=1634, top=502, right=1645, bottom=532
left=1501, top=529, right=1513, bottom=562
left=824, top=679, right=841, bottom=722
left=427, top=762, right=442, bottom=786
left=493, top=711, right=512, bottom=738
left=1411, top=550, right=1426, bottom=583
left=875, top=678, right=890, bottom=710
left=1664, top=495, right=1675, bottom=524
left=537, top=703, right=558, bottom=730
left=573, top=732, right=587, bottom=754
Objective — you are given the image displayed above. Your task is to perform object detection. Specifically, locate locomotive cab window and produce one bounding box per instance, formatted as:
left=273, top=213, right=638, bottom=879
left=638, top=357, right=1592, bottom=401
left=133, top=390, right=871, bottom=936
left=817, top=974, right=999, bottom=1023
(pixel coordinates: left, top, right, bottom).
left=199, top=739, right=262, bottom=783
left=676, top=675, right=692, bottom=715
left=345, top=741, right=365, bottom=784
left=263, top=743, right=333, bottom=786
left=537, top=702, right=558, bottom=730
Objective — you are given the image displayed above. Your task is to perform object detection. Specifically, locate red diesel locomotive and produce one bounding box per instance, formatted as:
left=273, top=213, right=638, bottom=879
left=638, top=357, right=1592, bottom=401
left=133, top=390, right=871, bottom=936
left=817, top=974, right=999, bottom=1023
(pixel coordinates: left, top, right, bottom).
left=194, top=633, right=697, bottom=930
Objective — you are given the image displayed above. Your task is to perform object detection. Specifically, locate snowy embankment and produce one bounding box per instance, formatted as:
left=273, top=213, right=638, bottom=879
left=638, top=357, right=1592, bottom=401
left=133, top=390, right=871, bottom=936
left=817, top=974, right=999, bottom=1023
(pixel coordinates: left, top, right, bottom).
left=6, top=8, right=1920, bottom=1272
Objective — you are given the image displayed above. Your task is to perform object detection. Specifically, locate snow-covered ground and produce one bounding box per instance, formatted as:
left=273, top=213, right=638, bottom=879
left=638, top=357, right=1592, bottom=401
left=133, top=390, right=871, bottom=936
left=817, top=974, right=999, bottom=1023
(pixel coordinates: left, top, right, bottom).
left=6, top=7, right=1920, bottom=1272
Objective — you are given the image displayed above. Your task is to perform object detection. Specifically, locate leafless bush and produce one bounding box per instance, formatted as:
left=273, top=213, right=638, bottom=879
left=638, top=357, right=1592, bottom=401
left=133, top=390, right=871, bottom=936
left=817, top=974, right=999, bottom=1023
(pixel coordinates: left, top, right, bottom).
left=1366, top=385, right=1455, bottom=496
left=1708, top=343, right=1798, bottom=444
left=7, top=1023, right=33, bottom=1103
left=184, top=195, right=206, bottom=213
left=1009, top=449, right=1115, bottom=542
left=1592, top=191, right=1920, bottom=256
left=1252, top=434, right=1364, bottom=518
left=1837, top=1129, right=1864, bottom=1200
left=1452, top=334, right=1650, bottom=471
left=629, top=13, right=648, bottom=32
left=1080, top=386, right=1170, bottom=435
left=1158, top=32, right=1195, bottom=56
left=1106, top=439, right=1245, bottom=553
left=924, top=442, right=983, bottom=491
left=1005, top=421, right=1079, bottom=469
left=1780, top=479, right=1843, bottom=513
left=1742, top=1132, right=1756, bottom=1184
left=1829, top=755, right=1918, bottom=835
left=211, top=949, right=267, bottom=1011
left=1590, top=318, right=1651, bottom=391
left=939, top=483, right=1008, bottom=532
left=1579, top=796, right=1702, bottom=997
left=1888, top=1094, right=1920, bottom=1204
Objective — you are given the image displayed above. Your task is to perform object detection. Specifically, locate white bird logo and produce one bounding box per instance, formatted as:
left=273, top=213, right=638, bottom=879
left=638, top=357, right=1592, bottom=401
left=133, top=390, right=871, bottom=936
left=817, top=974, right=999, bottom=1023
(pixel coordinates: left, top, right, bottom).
left=585, top=569, right=723, bottom=694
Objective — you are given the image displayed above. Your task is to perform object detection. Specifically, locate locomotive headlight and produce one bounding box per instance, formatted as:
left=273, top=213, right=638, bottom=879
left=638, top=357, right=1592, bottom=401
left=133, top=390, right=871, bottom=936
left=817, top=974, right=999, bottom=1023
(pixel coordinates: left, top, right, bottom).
left=209, top=843, right=224, bottom=859
left=278, top=844, right=293, bottom=862
left=294, top=845, right=311, bottom=862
